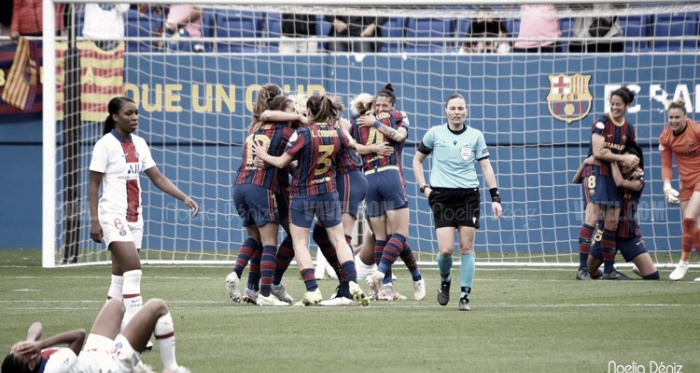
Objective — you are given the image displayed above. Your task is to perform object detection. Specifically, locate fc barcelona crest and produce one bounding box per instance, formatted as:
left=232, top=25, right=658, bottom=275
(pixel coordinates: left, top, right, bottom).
left=547, top=73, right=593, bottom=124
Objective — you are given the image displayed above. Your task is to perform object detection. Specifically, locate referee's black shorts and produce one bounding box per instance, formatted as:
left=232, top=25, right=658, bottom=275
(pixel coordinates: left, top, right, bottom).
left=428, top=187, right=480, bottom=229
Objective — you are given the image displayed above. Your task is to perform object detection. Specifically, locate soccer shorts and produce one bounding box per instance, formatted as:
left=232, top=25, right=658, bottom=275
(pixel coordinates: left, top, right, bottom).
left=290, top=192, right=341, bottom=229
left=428, top=187, right=480, bottom=229
left=582, top=165, right=622, bottom=207
left=233, top=184, right=278, bottom=227
left=337, top=169, right=368, bottom=219
left=679, top=178, right=700, bottom=202
left=99, top=213, right=143, bottom=250
left=276, top=186, right=291, bottom=223
left=365, top=168, right=408, bottom=218
left=590, top=236, right=647, bottom=262
left=73, top=334, right=134, bottom=373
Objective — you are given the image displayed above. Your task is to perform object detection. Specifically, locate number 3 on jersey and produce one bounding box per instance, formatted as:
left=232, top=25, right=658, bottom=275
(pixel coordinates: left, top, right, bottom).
left=245, top=134, right=271, bottom=166
left=316, top=144, right=335, bottom=176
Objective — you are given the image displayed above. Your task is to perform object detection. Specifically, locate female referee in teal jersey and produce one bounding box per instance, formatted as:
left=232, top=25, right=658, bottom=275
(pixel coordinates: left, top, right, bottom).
left=413, top=94, right=502, bottom=311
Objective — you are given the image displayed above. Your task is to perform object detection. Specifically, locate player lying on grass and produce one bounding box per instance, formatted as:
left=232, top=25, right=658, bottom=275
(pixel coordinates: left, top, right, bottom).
left=2, top=298, right=190, bottom=373
left=574, top=143, right=659, bottom=280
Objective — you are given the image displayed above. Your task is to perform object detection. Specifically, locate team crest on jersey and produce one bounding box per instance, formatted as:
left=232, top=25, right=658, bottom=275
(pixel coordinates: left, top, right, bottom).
left=460, top=146, right=472, bottom=160
left=546, top=73, right=593, bottom=124
left=119, top=229, right=127, bottom=236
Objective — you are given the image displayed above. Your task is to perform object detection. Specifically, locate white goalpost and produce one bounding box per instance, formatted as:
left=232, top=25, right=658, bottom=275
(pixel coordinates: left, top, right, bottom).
left=42, top=0, right=700, bottom=267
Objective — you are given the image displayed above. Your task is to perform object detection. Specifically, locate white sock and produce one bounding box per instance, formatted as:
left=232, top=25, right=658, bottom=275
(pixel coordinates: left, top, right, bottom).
left=107, top=275, right=123, bottom=301
left=355, top=256, right=376, bottom=282
left=121, top=270, right=143, bottom=331
left=154, top=313, right=178, bottom=371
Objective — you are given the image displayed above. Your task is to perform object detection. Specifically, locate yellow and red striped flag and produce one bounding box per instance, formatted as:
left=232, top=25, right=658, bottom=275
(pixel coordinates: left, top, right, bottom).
left=79, top=41, right=125, bottom=122
left=1, top=38, right=40, bottom=111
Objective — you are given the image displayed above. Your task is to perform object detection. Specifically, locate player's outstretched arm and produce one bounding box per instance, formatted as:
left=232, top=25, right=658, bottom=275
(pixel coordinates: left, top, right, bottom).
left=356, top=115, right=408, bottom=143
left=260, top=110, right=308, bottom=124
left=356, top=142, right=393, bottom=156
left=591, top=133, right=638, bottom=167
left=144, top=167, right=199, bottom=216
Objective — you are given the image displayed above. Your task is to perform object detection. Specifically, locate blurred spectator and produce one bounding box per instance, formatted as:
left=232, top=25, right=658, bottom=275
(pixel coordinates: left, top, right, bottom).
left=83, top=3, right=129, bottom=50
left=164, top=5, right=203, bottom=52
left=165, top=6, right=202, bottom=38
left=0, top=0, right=11, bottom=46
left=280, top=13, right=317, bottom=54
left=460, top=11, right=511, bottom=54
left=11, top=0, right=64, bottom=40
left=568, top=4, right=624, bottom=53
left=513, top=4, right=561, bottom=53
left=324, top=15, right=387, bottom=53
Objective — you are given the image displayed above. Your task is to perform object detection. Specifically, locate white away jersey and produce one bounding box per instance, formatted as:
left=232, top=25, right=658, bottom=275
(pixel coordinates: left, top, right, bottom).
left=42, top=348, right=77, bottom=373
left=89, top=131, right=156, bottom=222
left=42, top=347, right=123, bottom=373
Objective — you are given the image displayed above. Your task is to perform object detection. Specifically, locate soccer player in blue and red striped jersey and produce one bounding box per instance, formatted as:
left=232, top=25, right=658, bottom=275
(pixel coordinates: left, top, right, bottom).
left=587, top=143, right=659, bottom=280
left=354, top=84, right=426, bottom=301
left=253, top=94, right=369, bottom=307
left=228, top=85, right=298, bottom=306
left=576, top=86, right=639, bottom=280
left=262, top=96, right=308, bottom=304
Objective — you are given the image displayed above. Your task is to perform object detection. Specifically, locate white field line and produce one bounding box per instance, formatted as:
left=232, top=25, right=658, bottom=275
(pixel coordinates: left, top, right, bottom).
left=0, top=300, right=697, bottom=311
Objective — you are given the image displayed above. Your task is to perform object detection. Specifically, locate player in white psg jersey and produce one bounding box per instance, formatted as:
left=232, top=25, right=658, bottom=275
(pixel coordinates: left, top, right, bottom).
left=2, top=298, right=190, bottom=373
left=89, top=97, right=199, bottom=332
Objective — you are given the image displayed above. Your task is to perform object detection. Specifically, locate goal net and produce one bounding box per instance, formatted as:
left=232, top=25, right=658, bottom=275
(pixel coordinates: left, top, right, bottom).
left=43, top=1, right=700, bottom=267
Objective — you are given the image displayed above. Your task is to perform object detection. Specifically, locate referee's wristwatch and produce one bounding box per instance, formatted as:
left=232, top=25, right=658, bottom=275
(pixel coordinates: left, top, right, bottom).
left=420, top=185, right=431, bottom=193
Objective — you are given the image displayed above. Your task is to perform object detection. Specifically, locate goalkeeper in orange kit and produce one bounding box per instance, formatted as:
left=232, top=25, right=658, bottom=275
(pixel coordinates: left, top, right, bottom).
left=659, top=100, right=700, bottom=281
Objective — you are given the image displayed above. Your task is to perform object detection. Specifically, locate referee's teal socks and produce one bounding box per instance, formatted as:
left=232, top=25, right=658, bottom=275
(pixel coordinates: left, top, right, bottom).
left=437, top=254, right=452, bottom=283
left=460, top=253, right=475, bottom=299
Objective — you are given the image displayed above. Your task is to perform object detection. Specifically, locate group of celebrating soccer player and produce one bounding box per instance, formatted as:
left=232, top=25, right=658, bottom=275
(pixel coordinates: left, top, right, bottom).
left=4, top=81, right=699, bottom=372
left=224, top=83, right=432, bottom=307
left=574, top=87, right=700, bottom=282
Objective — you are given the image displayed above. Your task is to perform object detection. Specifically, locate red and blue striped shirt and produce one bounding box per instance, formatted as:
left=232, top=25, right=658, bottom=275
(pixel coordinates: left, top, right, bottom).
left=352, top=109, right=406, bottom=172
left=235, top=122, right=295, bottom=191
left=587, top=114, right=636, bottom=176
left=618, top=178, right=644, bottom=239
left=287, top=122, right=350, bottom=196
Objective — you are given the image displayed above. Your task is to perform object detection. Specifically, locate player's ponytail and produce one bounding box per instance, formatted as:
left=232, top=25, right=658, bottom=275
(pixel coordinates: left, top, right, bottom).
left=103, top=96, right=136, bottom=135
left=269, top=96, right=290, bottom=112
left=103, top=114, right=116, bottom=135
left=668, top=99, right=687, bottom=114
left=306, top=94, right=344, bottom=124
left=352, top=93, right=374, bottom=115
left=252, top=84, right=283, bottom=126
left=377, top=83, right=396, bottom=105
left=611, top=86, right=635, bottom=106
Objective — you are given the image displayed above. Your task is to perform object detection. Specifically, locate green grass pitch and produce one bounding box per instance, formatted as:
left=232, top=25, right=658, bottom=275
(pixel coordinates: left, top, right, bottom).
left=0, top=249, right=698, bottom=373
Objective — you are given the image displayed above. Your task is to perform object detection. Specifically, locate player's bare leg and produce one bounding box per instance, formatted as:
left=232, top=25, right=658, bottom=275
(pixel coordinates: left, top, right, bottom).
left=122, top=298, right=187, bottom=373
left=110, top=242, right=143, bottom=331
